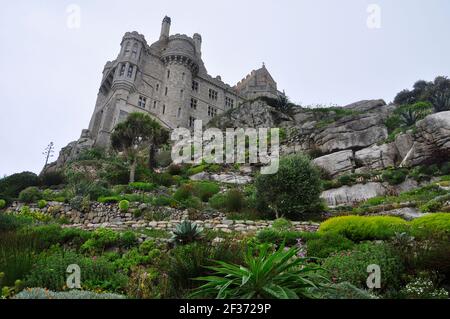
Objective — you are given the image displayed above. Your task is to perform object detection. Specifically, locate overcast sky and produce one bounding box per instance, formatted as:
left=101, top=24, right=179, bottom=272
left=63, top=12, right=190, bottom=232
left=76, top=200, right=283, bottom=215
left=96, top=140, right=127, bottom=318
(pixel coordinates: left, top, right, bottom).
left=0, top=0, right=449, bottom=177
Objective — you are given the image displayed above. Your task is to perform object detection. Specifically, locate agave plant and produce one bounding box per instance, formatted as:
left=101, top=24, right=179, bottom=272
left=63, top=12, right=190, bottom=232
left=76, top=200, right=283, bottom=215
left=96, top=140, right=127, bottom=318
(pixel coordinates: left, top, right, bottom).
left=170, top=220, right=203, bottom=245
left=191, top=244, right=328, bottom=299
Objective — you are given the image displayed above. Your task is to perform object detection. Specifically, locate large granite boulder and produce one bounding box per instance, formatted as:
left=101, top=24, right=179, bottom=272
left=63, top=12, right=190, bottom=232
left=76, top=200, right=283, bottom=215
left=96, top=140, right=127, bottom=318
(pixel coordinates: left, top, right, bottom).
left=355, top=143, right=399, bottom=172
left=313, top=150, right=354, bottom=177
left=313, top=113, right=388, bottom=153
left=402, top=111, right=450, bottom=166
left=321, top=182, right=387, bottom=207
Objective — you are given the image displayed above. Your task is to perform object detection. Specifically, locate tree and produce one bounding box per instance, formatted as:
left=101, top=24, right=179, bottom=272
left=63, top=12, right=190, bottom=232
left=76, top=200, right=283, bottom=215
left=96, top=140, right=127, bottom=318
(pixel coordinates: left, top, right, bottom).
left=394, top=76, right=450, bottom=113
left=255, top=154, right=323, bottom=220
left=111, top=112, right=168, bottom=183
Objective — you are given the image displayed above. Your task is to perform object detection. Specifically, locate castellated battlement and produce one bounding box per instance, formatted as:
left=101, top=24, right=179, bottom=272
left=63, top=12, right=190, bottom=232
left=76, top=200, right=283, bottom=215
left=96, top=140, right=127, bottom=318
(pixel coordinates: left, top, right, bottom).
left=87, top=16, right=285, bottom=148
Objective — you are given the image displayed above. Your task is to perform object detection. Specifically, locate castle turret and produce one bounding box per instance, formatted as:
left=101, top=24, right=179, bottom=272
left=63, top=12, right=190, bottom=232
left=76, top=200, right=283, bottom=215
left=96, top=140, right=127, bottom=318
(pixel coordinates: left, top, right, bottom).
left=160, top=16, right=171, bottom=40
left=193, top=33, right=202, bottom=58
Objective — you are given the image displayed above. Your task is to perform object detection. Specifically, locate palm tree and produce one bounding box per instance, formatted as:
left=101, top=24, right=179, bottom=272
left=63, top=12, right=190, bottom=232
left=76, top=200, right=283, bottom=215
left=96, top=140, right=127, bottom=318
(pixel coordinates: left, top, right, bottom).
left=111, top=112, right=168, bottom=183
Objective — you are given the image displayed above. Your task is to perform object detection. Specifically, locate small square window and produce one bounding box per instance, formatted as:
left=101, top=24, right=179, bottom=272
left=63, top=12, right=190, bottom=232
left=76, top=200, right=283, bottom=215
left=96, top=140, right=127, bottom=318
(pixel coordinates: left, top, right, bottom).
left=209, top=89, right=218, bottom=101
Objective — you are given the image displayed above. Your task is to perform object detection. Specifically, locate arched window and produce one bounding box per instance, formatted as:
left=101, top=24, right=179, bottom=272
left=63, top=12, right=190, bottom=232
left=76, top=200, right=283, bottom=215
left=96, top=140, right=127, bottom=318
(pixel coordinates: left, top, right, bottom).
left=131, top=43, right=138, bottom=58
left=124, top=41, right=131, bottom=56
left=127, top=65, right=134, bottom=78
left=119, top=64, right=126, bottom=76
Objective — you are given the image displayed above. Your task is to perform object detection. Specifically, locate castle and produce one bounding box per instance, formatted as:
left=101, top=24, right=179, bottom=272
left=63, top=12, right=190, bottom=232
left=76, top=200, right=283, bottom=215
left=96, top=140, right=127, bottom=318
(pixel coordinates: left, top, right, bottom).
left=87, top=16, right=284, bottom=147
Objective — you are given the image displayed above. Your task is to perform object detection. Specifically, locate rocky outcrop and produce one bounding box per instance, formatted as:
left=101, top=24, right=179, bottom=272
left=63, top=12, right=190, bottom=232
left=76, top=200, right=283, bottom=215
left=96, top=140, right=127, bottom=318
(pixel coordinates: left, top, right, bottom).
left=43, top=130, right=94, bottom=173
left=402, top=111, right=450, bottom=166
left=354, top=143, right=398, bottom=172
left=313, top=113, right=389, bottom=154
left=313, top=150, right=354, bottom=177
left=190, top=172, right=253, bottom=184
left=321, top=182, right=387, bottom=207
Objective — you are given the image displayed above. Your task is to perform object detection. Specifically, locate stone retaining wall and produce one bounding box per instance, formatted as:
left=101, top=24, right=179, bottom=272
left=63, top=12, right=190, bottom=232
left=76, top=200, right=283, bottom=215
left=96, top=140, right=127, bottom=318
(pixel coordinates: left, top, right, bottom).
left=7, top=201, right=319, bottom=233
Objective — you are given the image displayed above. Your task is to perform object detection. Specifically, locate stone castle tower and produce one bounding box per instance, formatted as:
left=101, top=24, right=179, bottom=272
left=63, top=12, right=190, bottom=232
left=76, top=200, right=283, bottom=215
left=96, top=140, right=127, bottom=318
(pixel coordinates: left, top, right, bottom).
left=87, top=16, right=284, bottom=148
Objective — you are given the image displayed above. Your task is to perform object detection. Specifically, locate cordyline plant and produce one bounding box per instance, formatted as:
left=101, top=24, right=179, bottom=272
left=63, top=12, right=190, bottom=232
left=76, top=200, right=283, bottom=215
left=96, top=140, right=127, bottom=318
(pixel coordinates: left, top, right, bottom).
left=190, top=244, right=328, bottom=299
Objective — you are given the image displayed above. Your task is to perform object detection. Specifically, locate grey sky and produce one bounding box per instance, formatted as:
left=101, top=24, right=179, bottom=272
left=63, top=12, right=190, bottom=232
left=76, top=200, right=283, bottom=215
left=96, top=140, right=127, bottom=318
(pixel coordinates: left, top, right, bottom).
left=1, top=0, right=449, bottom=177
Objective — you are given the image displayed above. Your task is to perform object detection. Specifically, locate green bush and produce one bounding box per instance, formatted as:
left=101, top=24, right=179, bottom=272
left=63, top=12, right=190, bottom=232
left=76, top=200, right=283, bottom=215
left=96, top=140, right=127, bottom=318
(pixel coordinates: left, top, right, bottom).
left=152, top=173, right=174, bottom=187
left=420, top=194, right=450, bottom=212
left=338, top=174, right=356, bottom=186
left=306, top=233, right=354, bottom=258
left=181, top=196, right=202, bottom=210
left=410, top=213, right=450, bottom=238
left=173, top=184, right=194, bottom=201
left=208, top=193, right=226, bottom=210
left=153, top=195, right=176, bottom=207
left=37, top=200, right=47, bottom=209
left=0, top=199, right=6, bottom=209
left=120, top=231, right=137, bottom=248
left=223, top=189, right=245, bottom=212
left=382, top=168, right=408, bottom=185
left=81, top=228, right=121, bottom=253
left=39, top=171, right=66, bottom=187
left=186, top=165, right=207, bottom=176
left=119, top=200, right=130, bottom=212
left=192, top=182, right=220, bottom=202
left=319, top=216, right=409, bottom=241
left=98, top=196, right=121, bottom=203
left=18, top=187, right=42, bottom=203
left=272, top=218, right=293, bottom=231
left=25, top=247, right=128, bottom=292
left=0, top=214, right=32, bottom=232
left=0, top=172, right=40, bottom=199
left=255, top=154, right=323, bottom=220
left=322, top=242, right=404, bottom=291
left=128, top=182, right=155, bottom=192
left=256, top=229, right=321, bottom=246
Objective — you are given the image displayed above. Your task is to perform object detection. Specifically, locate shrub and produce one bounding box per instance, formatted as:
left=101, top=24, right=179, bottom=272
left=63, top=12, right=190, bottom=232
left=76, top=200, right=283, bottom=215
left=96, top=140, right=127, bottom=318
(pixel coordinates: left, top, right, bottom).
left=181, top=196, right=202, bottom=210
left=173, top=184, right=194, bottom=201
left=272, top=218, right=293, bottom=231
left=319, top=216, right=409, bottom=241
left=186, top=165, right=207, bottom=176
left=81, top=228, right=121, bottom=253
left=25, top=247, right=128, bottom=292
left=306, top=233, right=354, bottom=258
left=18, top=187, right=42, bottom=203
left=14, top=288, right=126, bottom=299
left=69, top=195, right=90, bottom=212
left=119, top=200, right=130, bottom=212
left=410, top=213, right=450, bottom=238
left=39, top=171, right=65, bottom=186
left=170, top=220, right=203, bottom=245
left=192, top=182, right=220, bottom=202
left=0, top=214, right=32, bottom=232
left=382, top=168, right=408, bottom=185
left=152, top=173, right=174, bottom=187
left=153, top=195, right=176, bottom=207
left=338, top=174, right=356, bottom=186
left=37, top=200, right=47, bottom=209
left=420, top=194, right=450, bottom=213
left=0, top=172, right=40, bottom=199
left=0, top=199, right=6, bottom=209
left=399, top=276, right=449, bottom=299
left=209, top=193, right=227, bottom=210
left=154, top=150, right=172, bottom=168
left=322, top=242, right=404, bottom=291
left=191, top=244, right=327, bottom=299
left=256, top=229, right=321, bottom=246
left=255, top=154, right=323, bottom=220
left=224, top=189, right=245, bottom=212
left=128, top=182, right=155, bottom=192
left=120, top=231, right=137, bottom=248
left=168, top=164, right=182, bottom=175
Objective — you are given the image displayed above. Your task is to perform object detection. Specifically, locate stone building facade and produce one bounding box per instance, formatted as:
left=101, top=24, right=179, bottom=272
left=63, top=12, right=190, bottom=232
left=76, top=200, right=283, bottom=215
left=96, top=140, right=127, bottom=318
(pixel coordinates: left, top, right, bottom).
left=87, top=16, right=283, bottom=148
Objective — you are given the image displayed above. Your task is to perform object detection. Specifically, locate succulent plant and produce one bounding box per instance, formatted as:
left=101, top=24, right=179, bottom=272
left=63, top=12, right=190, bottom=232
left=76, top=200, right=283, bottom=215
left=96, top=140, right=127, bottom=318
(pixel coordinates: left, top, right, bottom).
left=170, top=220, right=203, bottom=245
